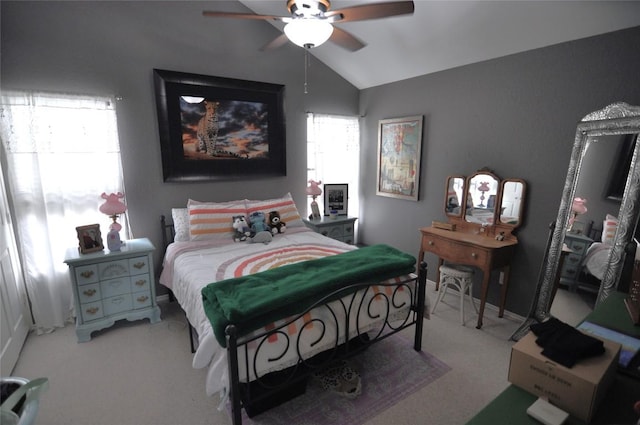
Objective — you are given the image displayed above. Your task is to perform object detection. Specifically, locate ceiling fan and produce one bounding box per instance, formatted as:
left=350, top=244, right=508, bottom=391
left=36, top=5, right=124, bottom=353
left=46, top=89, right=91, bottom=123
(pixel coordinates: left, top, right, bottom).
left=203, top=0, right=415, bottom=51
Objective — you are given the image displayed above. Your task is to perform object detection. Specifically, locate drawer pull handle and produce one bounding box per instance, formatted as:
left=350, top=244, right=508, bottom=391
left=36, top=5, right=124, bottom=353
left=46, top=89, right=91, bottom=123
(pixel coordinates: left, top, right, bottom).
left=86, top=307, right=99, bottom=315
left=135, top=279, right=146, bottom=286
left=471, top=253, right=478, bottom=259
left=83, top=289, right=97, bottom=297
left=133, top=262, right=146, bottom=269
left=136, top=295, right=149, bottom=303
left=428, top=241, right=434, bottom=246
left=80, top=271, right=94, bottom=278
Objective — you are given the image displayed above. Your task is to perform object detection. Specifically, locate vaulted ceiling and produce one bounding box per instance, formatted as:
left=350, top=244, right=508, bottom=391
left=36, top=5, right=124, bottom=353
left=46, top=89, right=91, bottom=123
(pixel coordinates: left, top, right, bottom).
left=230, top=1, right=640, bottom=89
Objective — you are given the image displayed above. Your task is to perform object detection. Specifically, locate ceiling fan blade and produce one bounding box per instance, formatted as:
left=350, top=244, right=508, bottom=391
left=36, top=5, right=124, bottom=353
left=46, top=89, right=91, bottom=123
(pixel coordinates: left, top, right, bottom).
left=329, top=26, right=366, bottom=52
left=202, top=11, right=287, bottom=22
left=260, top=34, right=290, bottom=51
left=327, top=1, right=414, bottom=23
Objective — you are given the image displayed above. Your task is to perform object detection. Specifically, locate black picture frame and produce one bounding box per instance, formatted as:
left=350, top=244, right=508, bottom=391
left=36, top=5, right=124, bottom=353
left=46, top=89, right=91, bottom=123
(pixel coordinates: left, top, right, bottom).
left=324, top=184, right=348, bottom=216
left=153, top=69, right=286, bottom=182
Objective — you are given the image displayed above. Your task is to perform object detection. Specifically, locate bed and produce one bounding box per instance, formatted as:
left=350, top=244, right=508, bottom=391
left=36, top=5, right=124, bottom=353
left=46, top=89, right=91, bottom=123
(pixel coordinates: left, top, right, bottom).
left=158, top=194, right=428, bottom=424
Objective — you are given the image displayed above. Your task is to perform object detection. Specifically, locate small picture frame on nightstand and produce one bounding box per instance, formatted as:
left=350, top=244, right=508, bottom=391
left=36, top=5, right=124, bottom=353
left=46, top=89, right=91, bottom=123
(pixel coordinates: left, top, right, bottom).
left=324, top=184, right=348, bottom=216
left=76, top=224, right=104, bottom=254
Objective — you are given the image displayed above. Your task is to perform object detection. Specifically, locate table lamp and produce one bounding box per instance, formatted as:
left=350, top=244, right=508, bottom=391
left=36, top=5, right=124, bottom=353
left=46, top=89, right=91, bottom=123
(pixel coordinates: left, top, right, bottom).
left=568, top=197, right=587, bottom=232
left=99, top=192, right=127, bottom=251
left=306, top=179, right=322, bottom=219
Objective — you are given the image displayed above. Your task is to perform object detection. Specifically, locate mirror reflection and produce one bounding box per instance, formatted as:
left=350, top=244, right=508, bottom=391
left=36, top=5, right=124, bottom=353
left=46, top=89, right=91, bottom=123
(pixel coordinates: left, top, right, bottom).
left=500, top=180, right=525, bottom=226
left=465, top=171, right=499, bottom=225
left=512, top=102, right=640, bottom=341
left=552, top=133, right=639, bottom=321
left=445, top=176, right=465, bottom=216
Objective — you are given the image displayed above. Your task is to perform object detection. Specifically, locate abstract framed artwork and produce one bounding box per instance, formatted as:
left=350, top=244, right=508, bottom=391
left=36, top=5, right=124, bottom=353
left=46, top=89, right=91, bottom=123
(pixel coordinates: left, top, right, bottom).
left=153, top=69, right=286, bottom=182
left=376, top=115, right=423, bottom=201
left=324, top=184, right=348, bottom=215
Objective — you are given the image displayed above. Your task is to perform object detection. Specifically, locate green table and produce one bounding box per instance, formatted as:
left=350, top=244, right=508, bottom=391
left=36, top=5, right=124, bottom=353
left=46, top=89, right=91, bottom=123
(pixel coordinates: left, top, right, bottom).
left=467, top=292, right=640, bottom=425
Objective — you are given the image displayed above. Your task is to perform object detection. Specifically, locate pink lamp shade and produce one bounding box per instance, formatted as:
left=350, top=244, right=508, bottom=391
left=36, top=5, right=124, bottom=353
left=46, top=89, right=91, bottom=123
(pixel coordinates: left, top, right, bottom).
left=571, top=197, right=588, bottom=215
left=99, top=192, right=127, bottom=232
left=306, top=180, right=322, bottom=199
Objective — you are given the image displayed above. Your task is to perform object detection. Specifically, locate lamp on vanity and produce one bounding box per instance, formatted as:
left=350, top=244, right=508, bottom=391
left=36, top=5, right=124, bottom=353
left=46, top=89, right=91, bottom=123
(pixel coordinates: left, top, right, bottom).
left=306, top=179, right=322, bottom=219
left=99, top=192, right=127, bottom=251
left=477, top=181, right=490, bottom=207
left=568, top=197, right=588, bottom=232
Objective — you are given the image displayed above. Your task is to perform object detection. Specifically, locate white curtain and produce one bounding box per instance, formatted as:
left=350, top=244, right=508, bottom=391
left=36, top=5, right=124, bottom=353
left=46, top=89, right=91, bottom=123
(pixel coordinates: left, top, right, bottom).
left=306, top=113, right=360, bottom=217
left=0, top=91, right=127, bottom=333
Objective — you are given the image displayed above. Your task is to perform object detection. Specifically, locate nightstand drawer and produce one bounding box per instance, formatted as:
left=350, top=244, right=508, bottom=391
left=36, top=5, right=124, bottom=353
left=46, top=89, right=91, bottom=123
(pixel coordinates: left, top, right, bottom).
left=303, top=217, right=358, bottom=245
left=75, top=265, right=99, bottom=285
left=343, top=223, right=354, bottom=237
left=133, top=291, right=152, bottom=309
left=78, top=283, right=102, bottom=303
left=81, top=301, right=104, bottom=322
left=131, top=274, right=151, bottom=292
left=98, top=259, right=130, bottom=280
left=129, top=256, right=150, bottom=275
left=103, top=294, right=133, bottom=316
left=100, top=277, right=131, bottom=298
left=566, top=239, right=589, bottom=255
left=325, top=226, right=344, bottom=239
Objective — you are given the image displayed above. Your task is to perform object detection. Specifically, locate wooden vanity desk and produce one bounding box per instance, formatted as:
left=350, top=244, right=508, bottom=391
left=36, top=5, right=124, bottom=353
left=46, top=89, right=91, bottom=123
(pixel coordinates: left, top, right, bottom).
left=427, top=170, right=526, bottom=329
left=419, top=226, right=517, bottom=329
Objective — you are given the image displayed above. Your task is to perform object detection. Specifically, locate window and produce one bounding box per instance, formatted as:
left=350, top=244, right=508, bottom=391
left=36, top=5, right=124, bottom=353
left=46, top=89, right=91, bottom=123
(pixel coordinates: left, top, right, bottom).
left=307, top=113, right=360, bottom=217
left=0, top=91, right=126, bottom=331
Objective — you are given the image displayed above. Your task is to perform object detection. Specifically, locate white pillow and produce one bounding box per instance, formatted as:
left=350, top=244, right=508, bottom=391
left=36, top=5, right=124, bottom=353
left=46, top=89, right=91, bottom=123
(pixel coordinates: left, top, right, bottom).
left=187, top=199, right=247, bottom=241
left=245, top=193, right=304, bottom=228
left=601, top=214, right=618, bottom=245
left=171, top=208, right=189, bottom=242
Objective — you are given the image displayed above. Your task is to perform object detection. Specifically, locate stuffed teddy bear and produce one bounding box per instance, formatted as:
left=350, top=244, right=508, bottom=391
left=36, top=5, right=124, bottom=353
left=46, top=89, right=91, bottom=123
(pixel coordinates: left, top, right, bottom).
left=232, top=215, right=251, bottom=242
left=247, top=211, right=272, bottom=244
left=268, top=211, right=286, bottom=234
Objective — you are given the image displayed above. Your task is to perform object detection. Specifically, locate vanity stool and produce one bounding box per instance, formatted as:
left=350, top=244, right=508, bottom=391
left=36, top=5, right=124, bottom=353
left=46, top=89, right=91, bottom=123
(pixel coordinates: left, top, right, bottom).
left=432, top=264, right=478, bottom=325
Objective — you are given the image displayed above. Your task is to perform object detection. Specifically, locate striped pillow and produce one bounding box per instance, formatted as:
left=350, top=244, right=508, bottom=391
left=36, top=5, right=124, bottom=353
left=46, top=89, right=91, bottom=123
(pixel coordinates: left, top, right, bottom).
left=601, top=214, right=618, bottom=245
left=187, top=199, right=247, bottom=241
left=245, top=193, right=304, bottom=228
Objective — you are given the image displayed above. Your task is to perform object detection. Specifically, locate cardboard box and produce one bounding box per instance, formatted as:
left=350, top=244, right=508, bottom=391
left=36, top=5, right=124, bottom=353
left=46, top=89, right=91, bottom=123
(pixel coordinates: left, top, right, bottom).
left=508, top=331, right=621, bottom=423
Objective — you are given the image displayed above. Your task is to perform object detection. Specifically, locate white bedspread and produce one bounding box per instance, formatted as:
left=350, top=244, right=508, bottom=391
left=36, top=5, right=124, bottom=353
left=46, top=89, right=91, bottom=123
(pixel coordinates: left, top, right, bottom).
left=583, top=242, right=610, bottom=280
left=159, top=228, right=418, bottom=399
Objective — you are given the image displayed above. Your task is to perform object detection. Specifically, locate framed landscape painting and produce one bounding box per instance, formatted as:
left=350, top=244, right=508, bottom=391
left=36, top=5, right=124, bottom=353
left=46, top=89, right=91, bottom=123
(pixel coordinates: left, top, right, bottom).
left=153, top=69, right=286, bottom=182
left=376, top=115, right=423, bottom=201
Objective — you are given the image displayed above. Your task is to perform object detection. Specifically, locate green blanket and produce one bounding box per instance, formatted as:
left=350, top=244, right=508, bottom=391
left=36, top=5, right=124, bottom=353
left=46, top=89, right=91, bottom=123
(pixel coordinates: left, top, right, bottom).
left=201, top=244, right=416, bottom=347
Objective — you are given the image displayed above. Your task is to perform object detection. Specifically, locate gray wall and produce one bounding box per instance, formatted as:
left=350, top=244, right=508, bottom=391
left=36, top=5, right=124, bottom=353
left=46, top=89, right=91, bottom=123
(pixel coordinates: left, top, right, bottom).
left=2, top=1, right=640, bottom=316
left=0, top=1, right=359, bottom=289
left=358, top=26, right=640, bottom=315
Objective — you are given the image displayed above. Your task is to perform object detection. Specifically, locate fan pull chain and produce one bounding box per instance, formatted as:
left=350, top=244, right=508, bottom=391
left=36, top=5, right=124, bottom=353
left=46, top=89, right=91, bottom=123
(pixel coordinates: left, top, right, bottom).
left=304, top=48, right=309, bottom=94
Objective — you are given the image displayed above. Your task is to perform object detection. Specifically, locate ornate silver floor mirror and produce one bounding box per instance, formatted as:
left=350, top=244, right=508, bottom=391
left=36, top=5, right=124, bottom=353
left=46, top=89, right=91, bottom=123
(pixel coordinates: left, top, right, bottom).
left=512, top=102, right=640, bottom=340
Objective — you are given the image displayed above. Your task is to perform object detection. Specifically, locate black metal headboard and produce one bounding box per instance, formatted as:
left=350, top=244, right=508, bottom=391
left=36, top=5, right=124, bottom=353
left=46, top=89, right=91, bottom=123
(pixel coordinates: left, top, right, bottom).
left=160, top=215, right=175, bottom=251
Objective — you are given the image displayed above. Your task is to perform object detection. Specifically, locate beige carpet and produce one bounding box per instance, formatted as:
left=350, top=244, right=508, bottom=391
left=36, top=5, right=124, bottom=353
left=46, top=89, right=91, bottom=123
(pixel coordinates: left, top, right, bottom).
left=11, top=281, right=530, bottom=425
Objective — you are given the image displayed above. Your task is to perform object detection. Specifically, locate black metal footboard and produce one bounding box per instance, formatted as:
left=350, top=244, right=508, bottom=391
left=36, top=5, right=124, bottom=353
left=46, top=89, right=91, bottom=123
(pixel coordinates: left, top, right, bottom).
left=225, top=262, right=427, bottom=425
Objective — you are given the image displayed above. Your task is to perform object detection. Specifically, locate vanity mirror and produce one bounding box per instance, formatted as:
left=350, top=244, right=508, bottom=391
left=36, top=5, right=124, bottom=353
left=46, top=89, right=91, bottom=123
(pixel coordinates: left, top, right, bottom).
left=444, top=175, right=465, bottom=217
left=512, top=102, right=640, bottom=340
left=444, top=168, right=526, bottom=237
left=465, top=170, right=500, bottom=225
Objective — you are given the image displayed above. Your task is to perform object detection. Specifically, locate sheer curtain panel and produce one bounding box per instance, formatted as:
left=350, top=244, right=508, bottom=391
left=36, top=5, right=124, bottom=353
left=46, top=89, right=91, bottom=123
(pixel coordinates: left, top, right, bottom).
left=307, top=113, right=360, bottom=216
left=0, top=91, right=127, bottom=333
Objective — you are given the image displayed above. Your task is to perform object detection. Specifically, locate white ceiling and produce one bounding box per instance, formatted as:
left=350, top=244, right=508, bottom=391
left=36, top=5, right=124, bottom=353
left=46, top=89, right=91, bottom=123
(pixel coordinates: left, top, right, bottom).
left=237, top=0, right=640, bottom=89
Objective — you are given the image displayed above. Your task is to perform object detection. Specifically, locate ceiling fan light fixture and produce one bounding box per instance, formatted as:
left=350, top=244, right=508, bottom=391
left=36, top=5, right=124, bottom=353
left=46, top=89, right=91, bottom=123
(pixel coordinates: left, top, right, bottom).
left=284, top=19, right=333, bottom=48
